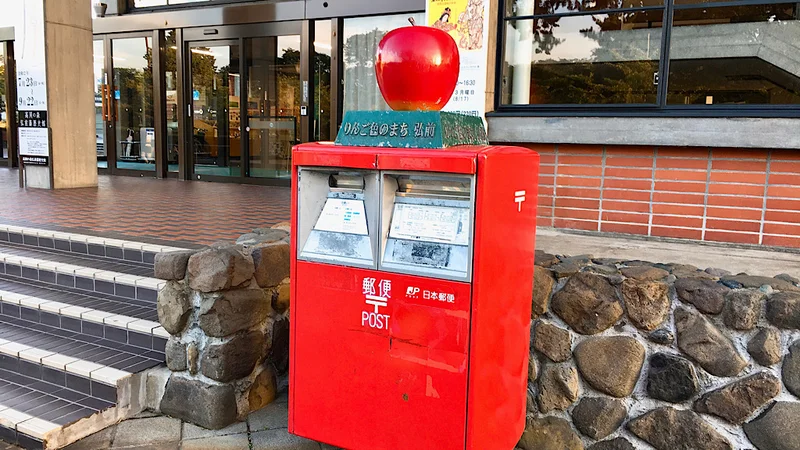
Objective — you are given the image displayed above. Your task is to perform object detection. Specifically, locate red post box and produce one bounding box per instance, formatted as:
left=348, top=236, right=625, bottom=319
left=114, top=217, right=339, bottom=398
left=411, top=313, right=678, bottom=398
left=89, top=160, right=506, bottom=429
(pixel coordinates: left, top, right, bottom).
left=289, top=142, right=539, bottom=450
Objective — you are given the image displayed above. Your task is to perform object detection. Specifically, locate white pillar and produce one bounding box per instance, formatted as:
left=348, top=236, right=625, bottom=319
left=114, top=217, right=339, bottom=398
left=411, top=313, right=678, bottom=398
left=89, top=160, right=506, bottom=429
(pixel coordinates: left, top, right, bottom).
left=510, top=0, right=534, bottom=104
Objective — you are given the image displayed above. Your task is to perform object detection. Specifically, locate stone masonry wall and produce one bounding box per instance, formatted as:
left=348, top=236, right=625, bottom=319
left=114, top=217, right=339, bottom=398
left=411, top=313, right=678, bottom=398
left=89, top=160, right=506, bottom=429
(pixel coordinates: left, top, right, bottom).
left=522, top=251, right=800, bottom=450
left=151, top=224, right=291, bottom=430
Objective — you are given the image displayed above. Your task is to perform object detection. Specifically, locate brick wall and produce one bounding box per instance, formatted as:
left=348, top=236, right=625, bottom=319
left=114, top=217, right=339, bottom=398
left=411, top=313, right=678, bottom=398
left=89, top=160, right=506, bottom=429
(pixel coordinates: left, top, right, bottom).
left=523, top=144, right=800, bottom=248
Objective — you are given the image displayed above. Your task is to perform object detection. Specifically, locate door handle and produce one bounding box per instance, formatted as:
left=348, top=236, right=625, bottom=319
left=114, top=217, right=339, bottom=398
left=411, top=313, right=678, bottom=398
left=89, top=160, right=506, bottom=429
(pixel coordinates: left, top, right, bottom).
left=101, top=85, right=109, bottom=122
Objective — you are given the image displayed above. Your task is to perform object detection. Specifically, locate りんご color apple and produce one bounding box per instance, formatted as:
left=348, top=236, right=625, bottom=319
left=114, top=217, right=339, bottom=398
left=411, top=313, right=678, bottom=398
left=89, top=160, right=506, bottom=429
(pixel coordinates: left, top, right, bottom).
left=375, top=19, right=460, bottom=111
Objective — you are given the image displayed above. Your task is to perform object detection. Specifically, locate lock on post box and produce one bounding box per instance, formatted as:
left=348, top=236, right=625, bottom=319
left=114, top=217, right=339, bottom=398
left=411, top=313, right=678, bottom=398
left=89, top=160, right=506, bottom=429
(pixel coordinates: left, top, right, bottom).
left=289, top=142, right=540, bottom=450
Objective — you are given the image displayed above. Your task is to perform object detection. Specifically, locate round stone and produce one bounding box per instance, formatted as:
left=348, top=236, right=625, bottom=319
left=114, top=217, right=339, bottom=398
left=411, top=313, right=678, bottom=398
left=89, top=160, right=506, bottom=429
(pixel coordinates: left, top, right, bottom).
left=744, top=402, right=800, bottom=450
left=533, top=321, right=572, bottom=362
left=628, top=407, right=732, bottom=450
left=551, top=272, right=623, bottom=335
left=621, top=279, right=670, bottom=331
left=647, top=353, right=699, bottom=403
left=571, top=397, right=627, bottom=440
left=784, top=340, right=800, bottom=398
left=574, top=336, right=645, bottom=398
left=517, top=416, right=583, bottom=450
left=748, top=328, right=782, bottom=367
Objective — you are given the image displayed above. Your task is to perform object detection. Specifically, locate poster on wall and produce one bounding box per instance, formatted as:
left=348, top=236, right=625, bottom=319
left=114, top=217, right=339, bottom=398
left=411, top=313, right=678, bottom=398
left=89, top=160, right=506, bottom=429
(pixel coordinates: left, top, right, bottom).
left=426, top=0, right=490, bottom=123
left=16, top=0, right=50, bottom=166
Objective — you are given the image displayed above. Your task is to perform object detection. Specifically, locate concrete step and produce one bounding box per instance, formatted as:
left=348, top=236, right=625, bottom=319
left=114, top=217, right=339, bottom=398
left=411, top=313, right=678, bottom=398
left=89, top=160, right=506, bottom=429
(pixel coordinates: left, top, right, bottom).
left=0, top=368, right=107, bottom=449
left=0, top=227, right=176, bottom=449
left=0, top=278, right=167, bottom=350
left=0, top=224, right=187, bottom=264
left=0, top=314, right=163, bottom=449
left=0, top=246, right=164, bottom=302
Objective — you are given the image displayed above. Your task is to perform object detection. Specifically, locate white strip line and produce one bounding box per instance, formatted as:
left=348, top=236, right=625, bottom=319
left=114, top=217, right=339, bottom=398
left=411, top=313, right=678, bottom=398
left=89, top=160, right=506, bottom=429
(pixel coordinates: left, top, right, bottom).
left=0, top=338, right=131, bottom=386
left=0, top=289, right=163, bottom=339
left=0, top=223, right=189, bottom=254
left=0, top=251, right=165, bottom=290
left=0, top=405, right=60, bottom=439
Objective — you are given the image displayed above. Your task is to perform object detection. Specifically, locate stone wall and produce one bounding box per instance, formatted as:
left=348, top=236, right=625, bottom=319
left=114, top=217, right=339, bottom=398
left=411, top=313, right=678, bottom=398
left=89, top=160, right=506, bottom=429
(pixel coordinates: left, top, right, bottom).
left=151, top=224, right=291, bottom=430
left=522, top=252, right=800, bottom=450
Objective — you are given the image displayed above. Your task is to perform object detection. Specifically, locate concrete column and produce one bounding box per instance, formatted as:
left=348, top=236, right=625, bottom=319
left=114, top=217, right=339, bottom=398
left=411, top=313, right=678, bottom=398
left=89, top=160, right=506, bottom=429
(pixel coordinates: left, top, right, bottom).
left=16, top=0, right=97, bottom=189
left=510, top=0, right=534, bottom=104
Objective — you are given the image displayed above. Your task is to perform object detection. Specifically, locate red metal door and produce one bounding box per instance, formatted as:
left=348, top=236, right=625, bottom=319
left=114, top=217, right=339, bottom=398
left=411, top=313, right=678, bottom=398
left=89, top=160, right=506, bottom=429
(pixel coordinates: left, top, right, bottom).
left=291, top=261, right=472, bottom=450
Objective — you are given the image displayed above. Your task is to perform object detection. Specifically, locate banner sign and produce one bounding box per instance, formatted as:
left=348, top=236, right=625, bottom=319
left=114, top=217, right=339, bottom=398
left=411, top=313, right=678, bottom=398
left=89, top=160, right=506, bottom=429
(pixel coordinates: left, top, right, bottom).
left=16, top=0, right=50, bottom=166
left=426, top=0, right=490, bottom=122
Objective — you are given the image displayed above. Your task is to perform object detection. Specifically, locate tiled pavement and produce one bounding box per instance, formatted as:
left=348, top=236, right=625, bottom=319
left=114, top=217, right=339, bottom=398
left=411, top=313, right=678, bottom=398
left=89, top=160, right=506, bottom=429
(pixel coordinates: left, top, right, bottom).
left=61, top=393, right=336, bottom=450
left=0, top=169, right=291, bottom=246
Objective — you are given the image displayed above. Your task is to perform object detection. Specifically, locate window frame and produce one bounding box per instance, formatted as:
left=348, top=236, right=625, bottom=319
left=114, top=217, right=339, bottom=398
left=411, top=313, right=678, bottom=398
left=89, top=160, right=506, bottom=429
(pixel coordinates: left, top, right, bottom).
left=494, top=0, right=800, bottom=117
left=129, top=0, right=257, bottom=13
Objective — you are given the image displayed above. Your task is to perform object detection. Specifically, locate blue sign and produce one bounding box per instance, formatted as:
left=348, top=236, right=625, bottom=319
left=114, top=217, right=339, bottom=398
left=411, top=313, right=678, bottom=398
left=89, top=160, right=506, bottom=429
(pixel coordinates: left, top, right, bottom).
left=114, top=90, right=120, bottom=100
left=193, top=90, right=200, bottom=101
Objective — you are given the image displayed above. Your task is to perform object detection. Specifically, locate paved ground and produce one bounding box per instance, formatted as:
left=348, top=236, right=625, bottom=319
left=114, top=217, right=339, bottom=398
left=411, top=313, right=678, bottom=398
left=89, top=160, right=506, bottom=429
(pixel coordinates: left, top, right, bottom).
left=60, top=392, right=334, bottom=450
left=538, top=228, right=800, bottom=277
left=0, top=169, right=291, bottom=247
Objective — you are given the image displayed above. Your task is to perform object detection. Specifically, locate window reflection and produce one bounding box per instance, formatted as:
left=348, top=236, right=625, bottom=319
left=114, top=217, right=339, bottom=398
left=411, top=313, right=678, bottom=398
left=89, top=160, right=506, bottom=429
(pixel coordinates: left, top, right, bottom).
left=113, top=37, right=156, bottom=171
left=505, top=0, right=663, bottom=16
left=0, top=45, right=7, bottom=160
left=503, top=12, right=663, bottom=104
left=315, top=20, right=332, bottom=142
left=246, top=35, right=301, bottom=179
left=343, top=13, right=426, bottom=112
left=667, top=3, right=800, bottom=105
left=165, top=30, right=179, bottom=171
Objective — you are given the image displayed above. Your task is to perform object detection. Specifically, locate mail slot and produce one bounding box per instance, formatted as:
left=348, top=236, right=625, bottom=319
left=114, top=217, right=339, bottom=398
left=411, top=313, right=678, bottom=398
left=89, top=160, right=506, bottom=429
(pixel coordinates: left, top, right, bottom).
left=289, top=142, right=539, bottom=450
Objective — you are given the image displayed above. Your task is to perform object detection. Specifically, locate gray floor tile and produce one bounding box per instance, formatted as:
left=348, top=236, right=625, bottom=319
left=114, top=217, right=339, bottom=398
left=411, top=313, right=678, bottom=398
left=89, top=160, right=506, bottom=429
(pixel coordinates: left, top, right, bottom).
left=250, top=429, right=321, bottom=450
left=112, top=416, right=181, bottom=448
left=247, top=402, right=289, bottom=432
left=182, top=420, right=248, bottom=440
left=62, top=426, right=115, bottom=450
left=181, top=433, right=250, bottom=450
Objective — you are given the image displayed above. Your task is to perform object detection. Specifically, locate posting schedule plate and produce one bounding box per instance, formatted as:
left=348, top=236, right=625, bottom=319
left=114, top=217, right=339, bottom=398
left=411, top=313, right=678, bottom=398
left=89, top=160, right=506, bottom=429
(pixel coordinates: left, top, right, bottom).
left=314, top=198, right=368, bottom=236
left=389, top=203, right=470, bottom=245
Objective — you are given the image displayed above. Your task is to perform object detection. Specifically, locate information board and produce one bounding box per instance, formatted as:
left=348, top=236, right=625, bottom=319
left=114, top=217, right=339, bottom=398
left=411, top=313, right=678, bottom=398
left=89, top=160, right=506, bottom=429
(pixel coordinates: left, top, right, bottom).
left=389, top=204, right=470, bottom=245
left=314, top=198, right=369, bottom=236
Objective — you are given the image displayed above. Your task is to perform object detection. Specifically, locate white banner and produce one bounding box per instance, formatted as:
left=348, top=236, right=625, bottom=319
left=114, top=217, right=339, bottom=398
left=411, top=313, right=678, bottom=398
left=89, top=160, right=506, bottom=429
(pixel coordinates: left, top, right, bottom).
left=426, top=0, right=490, bottom=121
left=16, top=0, right=49, bottom=160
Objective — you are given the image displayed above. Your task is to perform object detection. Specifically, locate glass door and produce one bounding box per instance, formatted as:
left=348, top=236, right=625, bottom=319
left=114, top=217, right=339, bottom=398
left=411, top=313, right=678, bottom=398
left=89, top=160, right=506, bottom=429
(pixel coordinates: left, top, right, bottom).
left=245, top=35, right=301, bottom=180
left=189, top=41, right=242, bottom=178
left=93, top=39, right=110, bottom=169
left=112, top=36, right=156, bottom=172
left=95, top=34, right=159, bottom=174
left=185, top=23, right=302, bottom=184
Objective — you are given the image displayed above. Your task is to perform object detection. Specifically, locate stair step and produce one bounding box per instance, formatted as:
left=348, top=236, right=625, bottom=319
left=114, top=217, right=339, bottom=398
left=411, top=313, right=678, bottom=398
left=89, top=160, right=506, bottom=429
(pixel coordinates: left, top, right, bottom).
left=0, top=224, right=188, bottom=264
left=0, top=279, right=166, bottom=349
left=0, top=248, right=164, bottom=302
left=0, top=317, right=163, bottom=398
left=0, top=366, right=111, bottom=449
left=0, top=277, right=159, bottom=320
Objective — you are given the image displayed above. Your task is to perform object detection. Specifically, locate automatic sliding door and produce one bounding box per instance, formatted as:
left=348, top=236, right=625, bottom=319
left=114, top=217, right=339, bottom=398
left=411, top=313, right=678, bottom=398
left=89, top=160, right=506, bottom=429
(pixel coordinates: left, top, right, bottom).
left=245, top=36, right=301, bottom=179
left=190, top=42, right=242, bottom=178
left=112, top=37, right=156, bottom=172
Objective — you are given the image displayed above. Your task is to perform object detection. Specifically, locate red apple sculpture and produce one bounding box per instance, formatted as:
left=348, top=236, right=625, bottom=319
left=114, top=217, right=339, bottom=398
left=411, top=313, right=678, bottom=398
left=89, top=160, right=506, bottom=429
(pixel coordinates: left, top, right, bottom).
left=375, top=18, right=460, bottom=111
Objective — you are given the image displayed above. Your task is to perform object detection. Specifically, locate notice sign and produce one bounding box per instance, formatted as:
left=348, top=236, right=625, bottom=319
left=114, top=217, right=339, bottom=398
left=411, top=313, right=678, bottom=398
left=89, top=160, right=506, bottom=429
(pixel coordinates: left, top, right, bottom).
left=389, top=204, right=470, bottom=245
left=426, top=0, right=490, bottom=121
left=314, top=198, right=369, bottom=236
left=19, top=128, right=49, bottom=158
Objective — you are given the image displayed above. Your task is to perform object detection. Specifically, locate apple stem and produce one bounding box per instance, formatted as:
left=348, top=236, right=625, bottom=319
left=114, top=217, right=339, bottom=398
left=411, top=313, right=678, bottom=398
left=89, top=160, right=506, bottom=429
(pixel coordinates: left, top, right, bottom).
left=408, top=17, right=416, bottom=26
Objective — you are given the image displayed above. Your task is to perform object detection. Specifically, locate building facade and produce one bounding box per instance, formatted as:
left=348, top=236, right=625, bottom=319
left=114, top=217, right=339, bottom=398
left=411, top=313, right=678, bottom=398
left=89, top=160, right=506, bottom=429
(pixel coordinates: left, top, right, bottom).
left=1, top=0, right=798, bottom=248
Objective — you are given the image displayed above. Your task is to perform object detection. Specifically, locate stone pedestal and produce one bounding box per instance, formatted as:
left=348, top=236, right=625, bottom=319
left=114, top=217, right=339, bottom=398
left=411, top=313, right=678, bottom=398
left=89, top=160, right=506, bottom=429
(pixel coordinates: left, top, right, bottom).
left=153, top=224, right=290, bottom=429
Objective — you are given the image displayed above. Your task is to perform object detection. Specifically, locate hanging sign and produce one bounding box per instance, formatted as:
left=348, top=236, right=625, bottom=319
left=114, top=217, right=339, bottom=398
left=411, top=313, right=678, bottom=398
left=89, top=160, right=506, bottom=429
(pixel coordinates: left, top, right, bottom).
left=426, top=0, right=490, bottom=122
